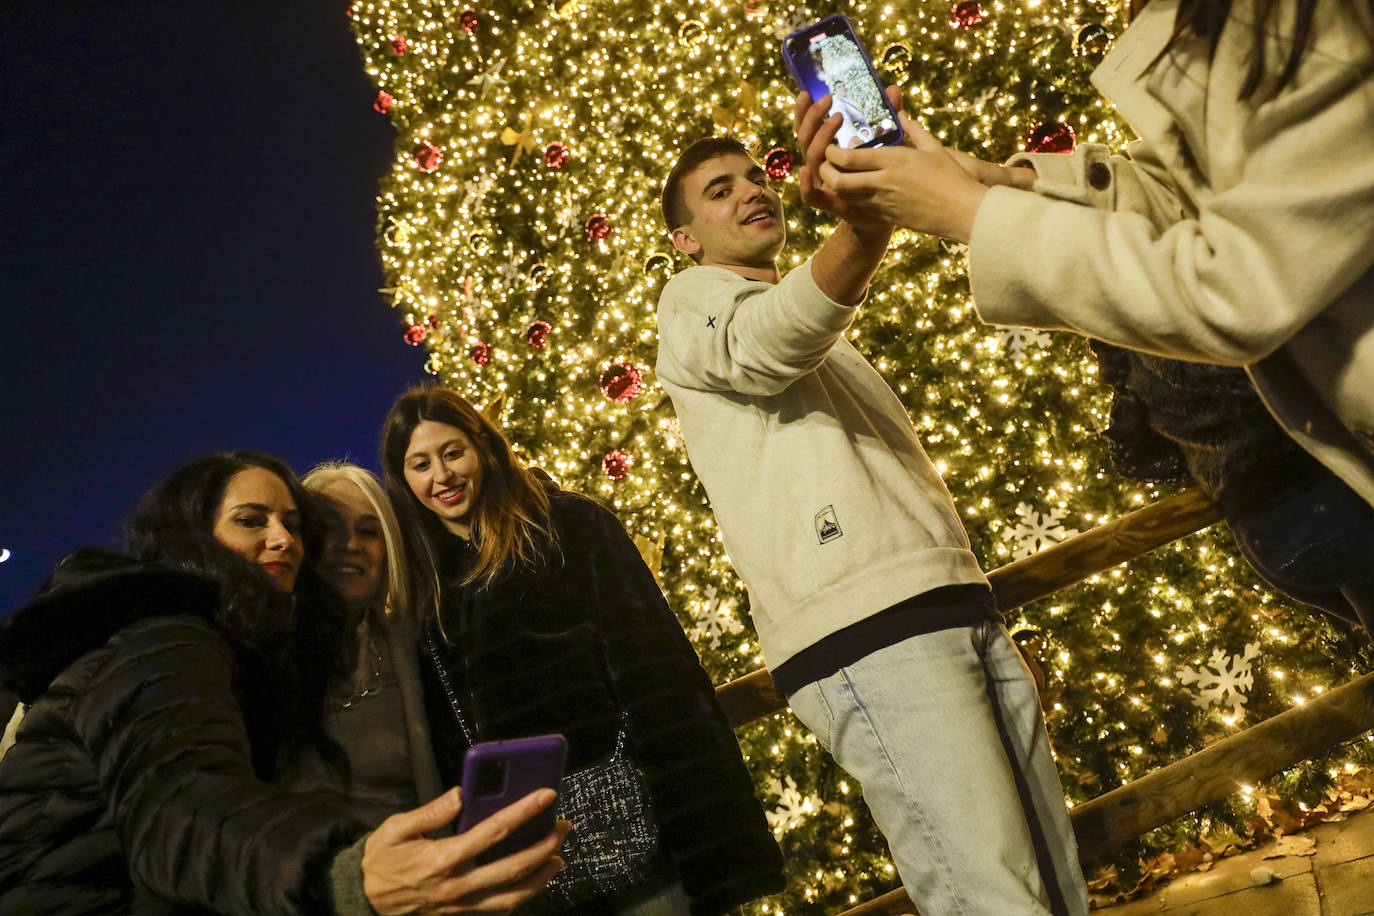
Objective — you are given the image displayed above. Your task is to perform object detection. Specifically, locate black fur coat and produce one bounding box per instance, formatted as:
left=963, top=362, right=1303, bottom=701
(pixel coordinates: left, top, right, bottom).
left=421, top=489, right=785, bottom=914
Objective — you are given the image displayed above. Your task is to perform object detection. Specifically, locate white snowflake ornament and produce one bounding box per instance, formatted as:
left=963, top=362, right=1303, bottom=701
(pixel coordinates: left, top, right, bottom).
left=688, top=584, right=744, bottom=649
left=460, top=174, right=496, bottom=213
left=554, top=189, right=579, bottom=236
left=995, top=327, right=1054, bottom=360
left=765, top=776, right=820, bottom=835
left=1178, top=643, right=1261, bottom=717
left=1002, top=502, right=1079, bottom=558
left=496, top=249, right=521, bottom=282
left=465, top=59, right=508, bottom=97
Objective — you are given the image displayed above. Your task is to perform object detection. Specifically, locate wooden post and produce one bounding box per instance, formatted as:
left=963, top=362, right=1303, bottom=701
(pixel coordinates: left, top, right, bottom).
left=714, top=668, right=783, bottom=730
left=715, top=489, right=1220, bottom=729
left=835, top=669, right=1374, bottom=916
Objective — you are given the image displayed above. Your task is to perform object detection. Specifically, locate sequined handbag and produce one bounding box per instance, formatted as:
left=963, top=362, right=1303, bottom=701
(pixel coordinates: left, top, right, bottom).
left=537, top=727, right=663, bottom=909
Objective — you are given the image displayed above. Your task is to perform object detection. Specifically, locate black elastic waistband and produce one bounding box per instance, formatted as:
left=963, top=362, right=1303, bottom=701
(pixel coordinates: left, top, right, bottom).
left=770, top=584, right=999, bottom=699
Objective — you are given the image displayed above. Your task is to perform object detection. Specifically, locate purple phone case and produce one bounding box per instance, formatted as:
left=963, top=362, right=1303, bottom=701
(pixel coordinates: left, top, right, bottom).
left=457, top=734, right=567, bottom=863
left=781, top=14, right=904, bottom=148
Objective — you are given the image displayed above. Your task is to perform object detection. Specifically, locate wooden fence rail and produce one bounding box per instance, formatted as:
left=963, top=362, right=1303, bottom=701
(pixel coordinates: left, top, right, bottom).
left=714, top=488, right=1223, bottom=730
left=839, top=669, right=1374, bottom=915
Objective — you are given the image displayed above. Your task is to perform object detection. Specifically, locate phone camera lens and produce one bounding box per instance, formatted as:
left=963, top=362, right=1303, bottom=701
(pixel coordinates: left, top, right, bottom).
left=474, top=759, right=506, bottom=797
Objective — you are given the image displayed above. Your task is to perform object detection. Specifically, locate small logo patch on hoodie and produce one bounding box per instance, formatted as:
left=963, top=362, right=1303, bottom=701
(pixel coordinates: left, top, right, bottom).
left=815, top=505, right=843, bottom=544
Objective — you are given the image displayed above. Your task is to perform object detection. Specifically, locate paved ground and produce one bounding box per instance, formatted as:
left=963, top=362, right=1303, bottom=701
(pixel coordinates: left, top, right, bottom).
left=1094, top=803, right=1374, bottom=915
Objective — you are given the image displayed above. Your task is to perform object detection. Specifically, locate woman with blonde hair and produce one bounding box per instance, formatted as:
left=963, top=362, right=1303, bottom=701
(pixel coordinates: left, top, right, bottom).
left=380, top=386, right=785, bottom=915
left=288, top=462, right=443, bottom=826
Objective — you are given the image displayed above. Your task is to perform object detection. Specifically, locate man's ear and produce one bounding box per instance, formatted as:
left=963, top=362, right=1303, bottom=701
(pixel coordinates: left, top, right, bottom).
left=671, top=226, right=701, bottom=258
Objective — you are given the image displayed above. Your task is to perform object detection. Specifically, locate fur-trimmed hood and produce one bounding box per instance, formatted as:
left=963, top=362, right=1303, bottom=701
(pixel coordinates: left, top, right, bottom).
left=0, top=549, right=220, bottom=703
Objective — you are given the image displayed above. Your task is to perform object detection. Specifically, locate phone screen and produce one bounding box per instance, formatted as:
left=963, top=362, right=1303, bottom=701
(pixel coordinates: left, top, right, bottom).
left=783, top=16, right=903, bottom=149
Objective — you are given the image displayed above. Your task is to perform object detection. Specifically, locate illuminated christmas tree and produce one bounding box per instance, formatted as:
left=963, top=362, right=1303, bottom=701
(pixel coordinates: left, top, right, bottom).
left=348, top=1, right=1374, bottom=909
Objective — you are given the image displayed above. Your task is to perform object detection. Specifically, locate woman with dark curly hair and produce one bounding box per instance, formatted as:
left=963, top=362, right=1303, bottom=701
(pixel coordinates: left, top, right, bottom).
left=381, top=387, right=785, bottom=915
left=0, top=450, right=565, bottom=916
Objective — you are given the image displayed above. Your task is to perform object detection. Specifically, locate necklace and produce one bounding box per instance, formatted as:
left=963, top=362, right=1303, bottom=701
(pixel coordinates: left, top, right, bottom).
left=339, top=618, right=387, bottom=709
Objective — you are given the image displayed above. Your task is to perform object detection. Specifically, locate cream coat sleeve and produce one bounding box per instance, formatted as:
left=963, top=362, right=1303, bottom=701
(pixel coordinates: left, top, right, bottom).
left=1004, top=140, right=1188, bottom=233
left=968, top=46, right=1374, bottom=366
left=655, top=259, right=858, bottom=397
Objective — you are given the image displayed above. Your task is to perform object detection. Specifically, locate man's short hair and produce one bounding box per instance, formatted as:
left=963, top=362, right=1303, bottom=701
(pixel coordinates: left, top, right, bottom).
left=661, top=136, right=752, bottom=231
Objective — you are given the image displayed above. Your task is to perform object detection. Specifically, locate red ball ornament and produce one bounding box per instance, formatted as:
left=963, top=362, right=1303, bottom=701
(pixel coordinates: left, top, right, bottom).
left=425, top=311, right=441, bottom=329
left=544, top=141, right=570, bottom=170
left=345, top=6, right=355, bottom=18
left=526, top=320, right=552, bottom=348
left=373, top=90, right=394, bottom=113
left=584, top=213, right=614, bottom=242
left=951, top=0, right=986, bottom=28
left=391, top=35, right=408, bottom=54
left=1026, top=121, right=1076, bottom=154
left=470, top=342, right=492, bottom=366
left=764, top=147, right=794, bottom=180
left=403, top=324, right=427, bottom=346
left=601, top=450, right=631, bottom=480
left=415, top=140, right=443, bottom=172
left=599, top=362, right=643, bottom=403
left=459, top=9, right=479, bottom=34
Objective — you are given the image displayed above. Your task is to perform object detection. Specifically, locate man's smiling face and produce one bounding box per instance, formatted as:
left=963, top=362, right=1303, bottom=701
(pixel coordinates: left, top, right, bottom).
left=671, top=152, right=786, bottom=273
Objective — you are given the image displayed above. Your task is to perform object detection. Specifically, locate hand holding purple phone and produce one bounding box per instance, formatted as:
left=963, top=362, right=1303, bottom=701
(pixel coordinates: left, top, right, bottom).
left=458, top=734, right=568, bottom=864
left=362, top=783, right=570, bottom=916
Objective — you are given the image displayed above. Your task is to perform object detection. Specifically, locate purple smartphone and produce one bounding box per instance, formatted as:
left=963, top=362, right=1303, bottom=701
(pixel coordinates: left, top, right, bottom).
left=781, top=15, right=904, bottom=149
left=457, top=734, right=567, bottom=863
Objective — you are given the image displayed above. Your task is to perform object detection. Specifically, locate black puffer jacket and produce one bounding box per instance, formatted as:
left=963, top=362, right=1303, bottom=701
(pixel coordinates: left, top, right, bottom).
left=422, top=489, right=785, bottom=914
left=0, top=552, right=367, bottom=914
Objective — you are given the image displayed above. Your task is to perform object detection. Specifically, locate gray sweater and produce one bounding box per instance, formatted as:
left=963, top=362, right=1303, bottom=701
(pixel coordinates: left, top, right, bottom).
left=655, top=259, right=987, bottom=669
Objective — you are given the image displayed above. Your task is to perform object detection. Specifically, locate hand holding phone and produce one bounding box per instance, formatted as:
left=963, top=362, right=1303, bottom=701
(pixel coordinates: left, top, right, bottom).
left=361, top=787, right=568, bottom=916
left=457, top=734, right=568, bottom=864
left=781, top=15, right=904, bottom=149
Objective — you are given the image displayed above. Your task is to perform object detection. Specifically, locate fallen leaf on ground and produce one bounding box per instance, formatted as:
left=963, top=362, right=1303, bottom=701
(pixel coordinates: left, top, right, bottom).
left=1263, top=835, right=1317, bottom=858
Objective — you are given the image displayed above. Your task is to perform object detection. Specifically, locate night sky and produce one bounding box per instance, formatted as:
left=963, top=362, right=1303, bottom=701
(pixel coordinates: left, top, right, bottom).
left=0, top=1, right=428, bottom=612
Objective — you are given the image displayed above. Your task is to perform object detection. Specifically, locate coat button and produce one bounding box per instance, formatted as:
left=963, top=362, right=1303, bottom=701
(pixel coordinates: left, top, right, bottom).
left=1088, top=162, right=1112, bottom=190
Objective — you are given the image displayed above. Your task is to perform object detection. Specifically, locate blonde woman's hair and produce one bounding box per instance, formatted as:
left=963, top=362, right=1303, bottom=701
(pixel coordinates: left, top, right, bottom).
left=302, top=461, right=417, bottom=623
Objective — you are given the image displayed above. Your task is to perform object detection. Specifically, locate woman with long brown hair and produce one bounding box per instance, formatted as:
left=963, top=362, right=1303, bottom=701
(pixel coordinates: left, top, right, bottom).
left=381, top=386, right=785, bottom=915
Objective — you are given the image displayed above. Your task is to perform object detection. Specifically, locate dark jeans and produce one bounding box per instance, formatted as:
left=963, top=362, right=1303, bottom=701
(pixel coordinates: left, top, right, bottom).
left=1230, top=475, right=1374, bottom=634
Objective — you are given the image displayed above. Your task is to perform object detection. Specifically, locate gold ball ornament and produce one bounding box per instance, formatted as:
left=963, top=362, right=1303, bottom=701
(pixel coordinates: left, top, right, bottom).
left=678, top=20, right=705, bottom=47
left=880, top=43, right=913, bottom=81
left=1074, top=23, right=1112, bottom=59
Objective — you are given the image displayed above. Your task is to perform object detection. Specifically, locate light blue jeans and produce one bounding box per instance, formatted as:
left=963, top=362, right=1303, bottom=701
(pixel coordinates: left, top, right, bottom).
left=789, top=622, right=1089, bottom=915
